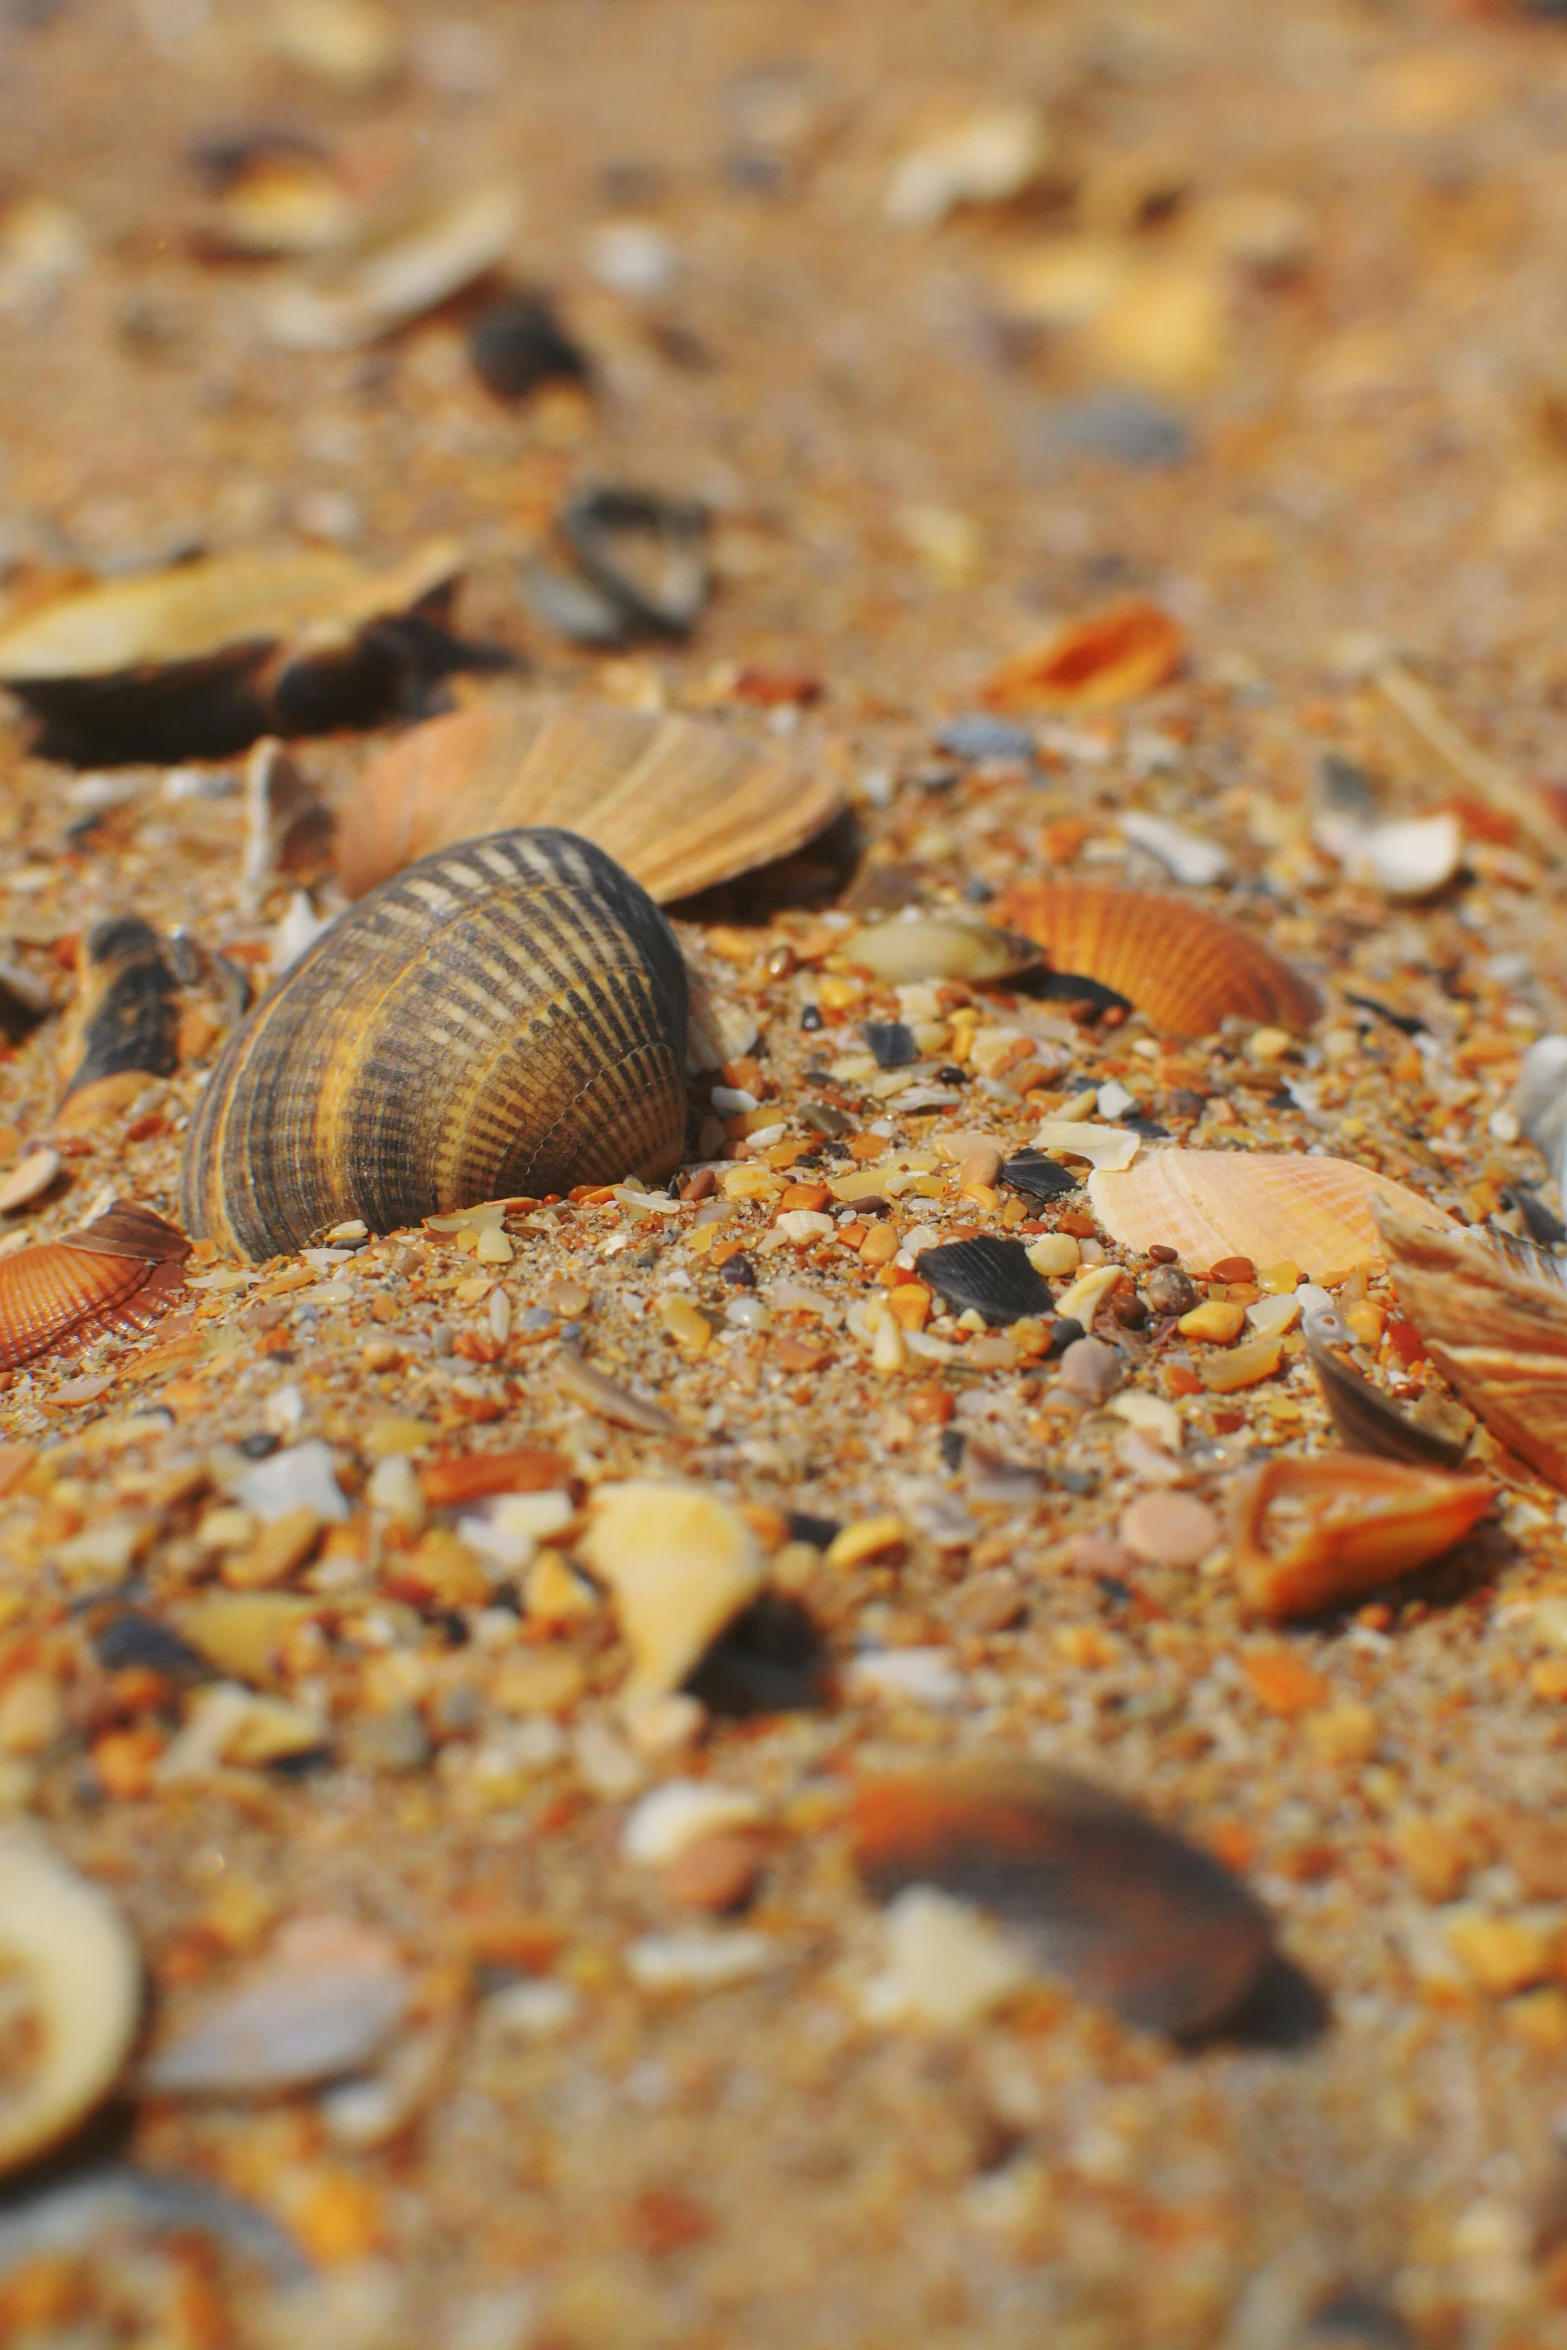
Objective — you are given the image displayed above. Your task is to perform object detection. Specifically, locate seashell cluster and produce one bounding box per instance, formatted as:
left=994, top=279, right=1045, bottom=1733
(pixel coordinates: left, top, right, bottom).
left=0, top=1200, right=189, bottom=1372
left=182, top=828, right=689, bottom=1262
left=1089, top=1148, right=1448, bottom=1278
left=338, top=692, right=844, bottom=906
left=993, top=882, right=1318, bottom=1037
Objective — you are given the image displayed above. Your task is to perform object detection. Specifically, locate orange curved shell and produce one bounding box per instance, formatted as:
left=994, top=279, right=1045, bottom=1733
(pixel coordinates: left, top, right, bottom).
left=0, top=1202, right=189, bottom=1372
left=1088, top=1149, right=1450, bottom=1278
left=336, top=694, right=845, bottom=904
left=1374, top=1200, right=1567, bottom=1490
left=991, top=883, right=1318, bottom=1037
left=1230, top=1454, right=1495, bottom=1620
left=981, top=599, right=1185, bottom=712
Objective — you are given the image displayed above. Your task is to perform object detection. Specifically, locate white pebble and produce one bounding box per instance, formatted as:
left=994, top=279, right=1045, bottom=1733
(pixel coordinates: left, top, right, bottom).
left=622, top=1779, right=763, bottom=1866
left=624, top=1930, right=781, bottom=1992
left=234, top=1438, right=347, bottom=1524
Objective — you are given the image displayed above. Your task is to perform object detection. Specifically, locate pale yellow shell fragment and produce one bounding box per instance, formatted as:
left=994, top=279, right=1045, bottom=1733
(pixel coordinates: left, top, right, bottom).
left=579, top=1481, right=764, bottom=1700
left=0, top=1832, right=141, bottom=2175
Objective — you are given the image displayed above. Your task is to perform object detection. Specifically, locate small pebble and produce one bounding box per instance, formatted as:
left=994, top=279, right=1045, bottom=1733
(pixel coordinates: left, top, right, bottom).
left=1118, top=1491, right=1220, bottom=1569
left=1056, top=1337, right=1123, bottom=1404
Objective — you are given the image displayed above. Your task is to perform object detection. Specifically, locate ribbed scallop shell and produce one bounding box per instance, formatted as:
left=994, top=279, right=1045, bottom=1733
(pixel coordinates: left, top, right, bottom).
left=182, top=827, right=689, bottom=1262
left=0, top=1202, right=190, bottom=1372
left=1088, top=1148, right=1449, bottom=1278
left=1374, top=1199, right=1567, bottom=1490
left=336, top=693, right=844, bottom=904
left=993, top=883, right=1319, bottom=1036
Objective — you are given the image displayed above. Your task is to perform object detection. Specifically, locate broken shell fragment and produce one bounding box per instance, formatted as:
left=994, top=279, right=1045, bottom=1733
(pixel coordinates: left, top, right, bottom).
left=1089, top=1149, right=1450, bottom=1279
left=994, top=883, right=1319, bottom=1038
left=578, top=1479, right=765, bottom=1699
left=264, top=183, right=522, bottom=350
left=916, top=1236, right=1052, bottom=1326
left=1229, top=1455, right=1495, bottom=1620
left=1513, top=1036, right=1567, bottom=1204
left=0, top=1146, right=61, bottom=1215
left=1000, top=1149, right=1078, bottom=1202
left=0, top=540, right=462, bottom=760
left=851, top=1758, right=1276, bottom=2037
left=144, top=1916, right=410, bottom=2097
left=559, top=486, right=709, bottom=641
left=1374, top=1199, right=1567, bottom=1489
left=0, top=1199, right=189, bottom=1371
left=56, top=918, right=180, bottom=1112
left=842, top=917, right=1040, bottom=986
left=981, top=599, right=1185, bottom=711
left=239, top=737, right=334, bottom=915
left=337, top=692, right=843, bottom=904
left=1307, top=1334, right=1469, bottom=1469
left=0, top=1831, right=141, bottom=2175
left=1313, top=810, right=1463, bottom=900
left=182, top=829, right=689, bottom=1261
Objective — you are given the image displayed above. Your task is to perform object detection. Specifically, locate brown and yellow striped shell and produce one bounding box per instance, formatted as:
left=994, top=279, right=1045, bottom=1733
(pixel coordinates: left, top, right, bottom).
left=335, top=692, right=843, bottom=904
left=182, top=827, right=689, bottom=1262
left=993, top=882, right=1319, bottom=1037
left=0, top=1202, right=189, bottom=1372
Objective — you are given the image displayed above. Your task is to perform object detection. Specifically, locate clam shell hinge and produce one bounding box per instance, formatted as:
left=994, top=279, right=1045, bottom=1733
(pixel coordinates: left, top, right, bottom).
left=181, top=827, right=690, bottom=1262
left=0, top=1201, right=190, bottom=1372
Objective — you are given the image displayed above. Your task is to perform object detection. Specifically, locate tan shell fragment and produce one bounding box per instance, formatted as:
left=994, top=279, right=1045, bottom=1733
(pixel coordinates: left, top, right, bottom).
left=842, top=917, right=1040, bottom=986
left=1089, top=1149, right=1450, bottom=1279
left=1374, top=1201, right=1567, bottom=1490
left=0, top=1832, right=142, bottom=2175
left=578, top=1481, right=765, bottom=1700
left=338, top=692, right=844, bottom=905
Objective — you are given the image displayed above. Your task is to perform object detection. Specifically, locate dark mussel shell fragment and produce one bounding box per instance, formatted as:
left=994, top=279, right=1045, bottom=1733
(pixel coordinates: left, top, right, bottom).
left=852, top=1757, right=1277, bottom=2038
left=862, top=1020, right=918, bottom=1069
left=1000, top=1149, right=1078, bottom=1203
left=59, top=919, right=180, bottom=1104
left=916, top=1235, right=1052, bottom=1325
left=1307, top=1334, right=1470, bottom=1469
left=469, top=291, right=591, bottom=402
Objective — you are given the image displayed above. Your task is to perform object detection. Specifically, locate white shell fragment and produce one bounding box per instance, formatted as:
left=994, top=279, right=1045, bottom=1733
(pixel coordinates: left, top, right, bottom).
left=265, top=183, right=523, bottom=350
left=622, top=1779, right=764, bottom=1866
left=579, top=1480, right=765, bottom=1700
left=144, top=1916, right=410, bottom=2096
left=1031, top=1118, right=1141, bottom=1172
left=1314, top=810, right=1463, bottom=899
left=240, top=737, right=330, bottom=917
left=623, top=1930, right=782, bottom=1992
left=0, top=1832, right=142, bottom=2176
left=886, top=106, right=1053, bottom=228
left=1119, top=810, right=1230, bottom=887
left=233, top=1440, right=349, bottom=1524
left=0, top=1146, right=61, bottom=1214
left=1514, top=1036, right=1567, bottom=1203
left=859, top=1885, right=1031, bottom=2031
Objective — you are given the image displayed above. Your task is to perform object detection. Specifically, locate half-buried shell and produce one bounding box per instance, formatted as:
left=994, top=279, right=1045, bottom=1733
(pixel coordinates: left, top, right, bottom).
left=1374, top=1200, right=1567, bottom=1490
left=337, top=692, right=845, bottom=905
left=55, top=918, right=180, bottom=1130
left=852, top=1757, right=1276, bottom=2037
left=182, top=828, right=689, bottom=1262
left=0, top=1201, right=189, bottom=1372
left=993, top=882, right=1319, bottom=1037
left=1089, top=1149, right=1449, bottom=1279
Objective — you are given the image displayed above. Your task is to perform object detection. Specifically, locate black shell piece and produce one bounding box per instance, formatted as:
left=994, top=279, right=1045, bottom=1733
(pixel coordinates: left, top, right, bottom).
left=1122, top=1114, right=1171, bottom=1140
left=1000, top=1150, right=1078, bottom=1203
left=559, top=485, right=710, bottom=641
left=469, top=293, right=590, bottom=402
left=916, top=1236, right=1052, bottom=1326
left=1306, top=1336, right=1469, bottom=1469
left=685, top=1591, right=826, bottom=1716
left=862, top=1020, right=918, bottom=1069
left=1017, top=969, right=1134, bottom=1016
left=62, top=917, right=180, bottom=1098
left=1504, top=1185, right=1567, bottom=1249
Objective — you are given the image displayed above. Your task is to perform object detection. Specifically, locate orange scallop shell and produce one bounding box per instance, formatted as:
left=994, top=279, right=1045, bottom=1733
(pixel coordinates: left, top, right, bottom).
left=0, top=1202, right=189, bottom=1372
left=992, top=883, right=1319, bottom=1037
left=336, top=693, right=845, bottom=904
left=980, top=599, right=1185, bottom=712
left=1087, top=1148, right=1451, bottom=1278
left=1229, top=1455, right=1495, bottom=1620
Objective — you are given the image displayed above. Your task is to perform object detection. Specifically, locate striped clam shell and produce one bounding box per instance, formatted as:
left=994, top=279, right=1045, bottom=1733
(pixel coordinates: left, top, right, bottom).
left=993, top=883, right=1319, bottom=1037
left=0, top=1202, right=190, bottom=1372
left=182, top=827, right=689, bottom=1262
left=335, top=692, right=844, bottom=904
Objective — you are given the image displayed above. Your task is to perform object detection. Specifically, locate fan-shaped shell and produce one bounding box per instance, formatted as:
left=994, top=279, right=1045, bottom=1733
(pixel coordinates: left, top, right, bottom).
left=182, top=827, right=689, bottom=1262
left=1374, top=1200, right=1567, bottom=1490
left=993, top=883, right=1319, bottom=1037
left=1088, top=1148, right=1450, bottom=1278
left=337, top=694, right=845, bottom=905
left=0, top=1201, right=189, bottom=1372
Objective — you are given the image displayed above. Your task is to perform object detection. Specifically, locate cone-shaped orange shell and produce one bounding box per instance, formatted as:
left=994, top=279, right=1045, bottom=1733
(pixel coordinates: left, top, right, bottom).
left=1088, top=1149, right=1450, bottom=1278
left=337, top=694, right=845, bottom=904
left=0, top=1202, right=189, bottom=1372
left=1374, top=1200, right=1567, bottom=1490
left=1230, top=1454, right=1495, bottom=1620
left=992, top=883, right=1319, bottom=1037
